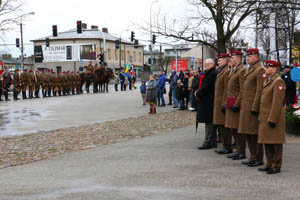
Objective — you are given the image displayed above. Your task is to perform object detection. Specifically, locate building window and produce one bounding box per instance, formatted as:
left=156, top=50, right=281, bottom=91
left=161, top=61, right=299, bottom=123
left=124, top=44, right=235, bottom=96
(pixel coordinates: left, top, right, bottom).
left=133, top=52, right=136, bottom=62
left=108, top=49, right=111, bottom=60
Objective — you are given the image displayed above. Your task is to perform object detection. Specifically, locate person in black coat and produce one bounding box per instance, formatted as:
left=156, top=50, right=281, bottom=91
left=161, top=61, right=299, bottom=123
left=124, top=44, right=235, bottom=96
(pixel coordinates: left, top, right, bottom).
left=281, top=66, right=296, bottom=106
left=195, top=58, right=218, bottom=150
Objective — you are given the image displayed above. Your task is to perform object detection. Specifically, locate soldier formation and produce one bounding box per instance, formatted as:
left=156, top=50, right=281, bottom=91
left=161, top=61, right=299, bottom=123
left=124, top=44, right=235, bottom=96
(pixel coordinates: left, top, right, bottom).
left=196, top=48, right=286, bottom=175
left=1, top=69, right=82, bottom=101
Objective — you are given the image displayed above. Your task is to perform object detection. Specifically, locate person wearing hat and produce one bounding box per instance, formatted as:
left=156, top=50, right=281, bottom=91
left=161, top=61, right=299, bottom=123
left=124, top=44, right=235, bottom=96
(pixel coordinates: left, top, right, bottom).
left=13, top=68, right=21, bottom=100
left=41, top=69, right=48, bottom=97
left=258, top=60, right=286, bottom=174
left=213, top=53, right=233, bottom=154
left=34, top=70, right=42, bottom=98
left=225, top=50, right=247, bottom=160
left=21, top=69, right=29, bottom=99
left=238, top=48, right=265, bottom=167
left=281, top=65, right=297, bottom=106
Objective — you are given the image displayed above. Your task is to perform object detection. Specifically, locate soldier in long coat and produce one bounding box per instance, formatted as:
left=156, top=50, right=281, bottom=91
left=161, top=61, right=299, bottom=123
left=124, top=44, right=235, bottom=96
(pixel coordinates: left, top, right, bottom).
left=13, top=68, right=21, bottom=100
left=57, top=72, right=63, bottom=96
left=76, top=71, right=81, bottom=94
left=34, top=70, right=42, bottom=98
left=225, top=50, right=247, bottom=160
left=21, top=69, right=30, bottom=99
left=41, top=70, right=48, bottom=97
left=238, top=48, right=265, bottom=167
left=29, top=70, right=36, bottom=99
left=257, top=60, right=286, bottom=174
left=62, top=72, right=67, bottom=95
left=213, top=53, right=232, bottom=154
left=52, top=72, right=59, bottom=97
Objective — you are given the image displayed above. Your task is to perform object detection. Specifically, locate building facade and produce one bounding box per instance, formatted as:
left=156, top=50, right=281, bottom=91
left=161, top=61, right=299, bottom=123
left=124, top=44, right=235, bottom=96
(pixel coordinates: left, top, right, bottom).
left=31, top=26, right=144, bottom=73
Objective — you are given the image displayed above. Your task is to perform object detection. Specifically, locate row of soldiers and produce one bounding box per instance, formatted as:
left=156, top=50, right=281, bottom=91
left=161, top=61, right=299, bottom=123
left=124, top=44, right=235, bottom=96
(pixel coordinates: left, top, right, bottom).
left=195, top=48, right=286, bottom=175
left=12, top=69, right=82, bottom=100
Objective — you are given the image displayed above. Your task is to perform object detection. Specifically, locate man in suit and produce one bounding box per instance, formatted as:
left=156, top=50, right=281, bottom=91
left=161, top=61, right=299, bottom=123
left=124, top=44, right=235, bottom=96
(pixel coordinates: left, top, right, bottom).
left=258, top=60, right=286, bottom=174
left=195, top=58, right=218, bottom=150
left=281, top=66, right=296, bottom=106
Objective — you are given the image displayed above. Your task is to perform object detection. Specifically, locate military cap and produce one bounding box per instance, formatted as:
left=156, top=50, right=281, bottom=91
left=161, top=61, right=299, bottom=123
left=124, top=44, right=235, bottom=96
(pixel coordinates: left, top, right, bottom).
left=246, top=48, right=259, bottom=55
left=24, top=69, right=27, bottom=72
left=230, top=50, right=243, bottom=56
left=71, top=71, right=74, bottom=74
left=36, top=70, right=39, bottom=73
left=29, top=69, right=33, bottom=72
left=263, top=60, right=281, bottom=68
left=63, top=71, right=65, bottom=74
left=217, top=53, right=230, bottom=59
left=77, top=71, right=80, bottom=74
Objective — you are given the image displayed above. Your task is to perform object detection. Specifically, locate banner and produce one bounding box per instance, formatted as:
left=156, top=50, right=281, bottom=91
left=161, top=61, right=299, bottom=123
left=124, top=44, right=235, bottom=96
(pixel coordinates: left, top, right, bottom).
left=171, top=59, right=188, bottom=72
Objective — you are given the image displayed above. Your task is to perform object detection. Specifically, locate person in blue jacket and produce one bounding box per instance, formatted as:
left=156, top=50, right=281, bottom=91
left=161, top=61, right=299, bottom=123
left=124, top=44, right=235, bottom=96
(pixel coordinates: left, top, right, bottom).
left=158, top=71, right=166, bottom=106
left=170, top=70, right=179, bottom=108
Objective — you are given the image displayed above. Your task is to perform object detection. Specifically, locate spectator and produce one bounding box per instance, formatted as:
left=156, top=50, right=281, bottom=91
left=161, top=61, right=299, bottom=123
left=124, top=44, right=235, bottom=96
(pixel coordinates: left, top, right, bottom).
left=190, top=70, right=199, bottom=111
left=195, top=58, right=218, bottom=150
left=170, top=71, right=179, bottom=108
left=281, top=66, right=297, bottom=106
left=114, top=72, right=119, bottom=92
left=154, top=74, right=160, bottom=106
left=167, top=72, right=174, bottom=105
left=158, top=71, right=166, bottom=106
left=146, top=75, right=157, bottom=114
left=177, top=80, right=185, bottom=110
left=182, top=72, right=189, bottom=109
left=132, top=74, right=136, bottom=89
left=140, top=80, right=147, bottom=105
left=179, top=70, right=184, bottom=82
left=119, top=69, right=125, bottom=91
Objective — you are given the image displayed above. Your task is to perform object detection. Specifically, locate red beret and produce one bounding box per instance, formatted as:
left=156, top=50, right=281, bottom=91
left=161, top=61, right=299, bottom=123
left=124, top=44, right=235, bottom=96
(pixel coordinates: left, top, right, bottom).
left=77, top=71, right=80, bottom=74
left=24, top=69, right=27, bottom=72
left=36, top=70, right=39, bottom=73
left=230, top=50, right=243, bottom=56
left=217, top=53, right=230, bottom=59
left=63, top=72, right=65, bottom=74
left=264, top=60, right=281, bottom=68
left=29, top=70, right=33, bottom=72
left=247, top=48, right=259, bottom=55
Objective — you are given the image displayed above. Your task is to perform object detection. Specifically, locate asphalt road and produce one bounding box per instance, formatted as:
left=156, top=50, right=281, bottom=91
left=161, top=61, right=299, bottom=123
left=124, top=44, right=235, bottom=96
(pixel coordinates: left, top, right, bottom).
left=0, top=125, right=299, bottom=200
left=0, top=84, right=173, bottom=137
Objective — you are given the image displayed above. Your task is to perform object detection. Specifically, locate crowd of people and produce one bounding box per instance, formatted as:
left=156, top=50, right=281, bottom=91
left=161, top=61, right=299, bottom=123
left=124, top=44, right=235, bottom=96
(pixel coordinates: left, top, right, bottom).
left=142, top=48, right=299, bottom=175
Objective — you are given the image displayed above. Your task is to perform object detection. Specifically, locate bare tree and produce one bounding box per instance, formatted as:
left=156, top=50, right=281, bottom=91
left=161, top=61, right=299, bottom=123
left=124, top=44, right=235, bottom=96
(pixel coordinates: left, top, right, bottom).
left=0, top=0, right=23, bottom=35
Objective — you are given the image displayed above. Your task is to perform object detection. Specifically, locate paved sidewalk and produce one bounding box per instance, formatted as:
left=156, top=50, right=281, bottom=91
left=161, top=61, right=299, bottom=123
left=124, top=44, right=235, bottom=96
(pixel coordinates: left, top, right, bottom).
left=0, top=125, right=299, bottom=200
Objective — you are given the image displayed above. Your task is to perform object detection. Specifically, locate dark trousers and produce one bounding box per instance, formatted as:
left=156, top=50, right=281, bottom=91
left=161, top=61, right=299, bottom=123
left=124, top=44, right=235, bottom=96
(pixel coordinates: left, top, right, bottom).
left=264, top=144, right=283, bottom=170
left=232, top=129, right=246, bottom=155
left=203, top=123, right=217, bottom=146
left=218, top=125, right=232, bottom=150
left=246, top=134, right=264, bottom=161
left=115, top=84, right=118, bottom=91
left=120, top=81, right=124, bottom=91
left=168, top=88, right=172, bottom=104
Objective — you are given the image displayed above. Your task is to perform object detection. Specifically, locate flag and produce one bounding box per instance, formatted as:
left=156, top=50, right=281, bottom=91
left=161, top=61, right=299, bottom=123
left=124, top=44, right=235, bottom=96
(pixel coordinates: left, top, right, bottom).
left=130, top=65, right=134, bottom=77
left=125, top=64, right=131, bottom=73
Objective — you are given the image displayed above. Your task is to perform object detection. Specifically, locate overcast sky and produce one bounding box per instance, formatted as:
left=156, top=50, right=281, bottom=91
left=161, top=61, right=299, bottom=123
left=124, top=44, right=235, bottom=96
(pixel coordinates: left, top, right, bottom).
left=0, top=0, right=188, bottom=58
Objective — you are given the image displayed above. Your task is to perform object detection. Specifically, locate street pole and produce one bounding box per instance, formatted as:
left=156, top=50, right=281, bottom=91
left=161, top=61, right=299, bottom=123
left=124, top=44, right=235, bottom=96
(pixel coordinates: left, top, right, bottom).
left=19, top=12, right=35, bottom=71
left=119, top=29, right=129, bottom=69
left=20, top=22, right=24, bottom=71
left=150, top=0, right=158, bottom=67
left=100, top=30, right=106, bottom=65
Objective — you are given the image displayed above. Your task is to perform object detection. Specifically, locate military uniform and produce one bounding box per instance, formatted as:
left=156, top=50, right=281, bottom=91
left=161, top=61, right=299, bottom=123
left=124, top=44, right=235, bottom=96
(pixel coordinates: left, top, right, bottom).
left=76, top=71, right=81, bottom=94
left=28, top=70, right=36, bottom=99
left=41, top=71, right=48, bottom=97
left=52, top=72, right=58, bottom=96
left=21, top=69, right=30, bottom=99
left=258, top=60, right=286, bottom=174
left=47, top=70, right=52, bottom=97
left=213, top=53, right=232, bottom=153
left=225, top=51, right=247, bottom=160
left=238, top=49, right=266, bottom=166
left=57, top=72, right=63, bottom=96
left=13, top=69, right=21, bottom=100
left=34, top=71, right=42, bottom=98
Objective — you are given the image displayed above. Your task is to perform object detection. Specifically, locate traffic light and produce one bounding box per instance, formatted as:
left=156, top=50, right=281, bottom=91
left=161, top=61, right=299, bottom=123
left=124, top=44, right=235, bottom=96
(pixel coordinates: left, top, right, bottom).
left=46, top=37, right=50, bottom=47
left=131, top=31, right=135, bottom=42
left=134, top=39, right=139, bottom=49
left=77, top=20, right=82, bottom=33
left=152, top=34, right=156, bottom=44
left=115, top=39, right=120, bottom=49
left=52, top=25, right=57, bottom=37
left=16, top=38, right=20, bottom=48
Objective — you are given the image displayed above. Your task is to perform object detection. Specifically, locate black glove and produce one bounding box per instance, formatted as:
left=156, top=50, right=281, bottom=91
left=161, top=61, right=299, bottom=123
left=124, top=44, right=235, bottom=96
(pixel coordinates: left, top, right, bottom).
left=221, top=106, right=226, bottom=114
left=268, top=122, right=276, bottom=128
left=251, top=111, right=258, bottom=115
left=231, top=106, right=239, bottom=112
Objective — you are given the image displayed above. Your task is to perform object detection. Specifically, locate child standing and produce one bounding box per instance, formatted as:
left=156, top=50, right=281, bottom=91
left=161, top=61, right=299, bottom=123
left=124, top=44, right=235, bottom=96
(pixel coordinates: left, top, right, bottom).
left=140, top=81, right=147, bottom=105
left=146, top=75, right=157, bottom=114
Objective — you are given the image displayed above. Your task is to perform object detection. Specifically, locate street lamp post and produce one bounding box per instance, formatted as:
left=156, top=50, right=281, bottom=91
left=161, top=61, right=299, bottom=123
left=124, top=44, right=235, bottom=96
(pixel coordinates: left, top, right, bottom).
left=20, top=12, right=35, bottom=71
left=119, top=29, right=129, bottom=69
left=150, top=0, right=158, bottom=67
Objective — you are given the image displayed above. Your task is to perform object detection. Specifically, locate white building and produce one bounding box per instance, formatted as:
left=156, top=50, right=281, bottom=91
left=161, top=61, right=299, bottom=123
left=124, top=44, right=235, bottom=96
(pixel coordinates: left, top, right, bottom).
left=31, top=26, right=144, bottom=73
